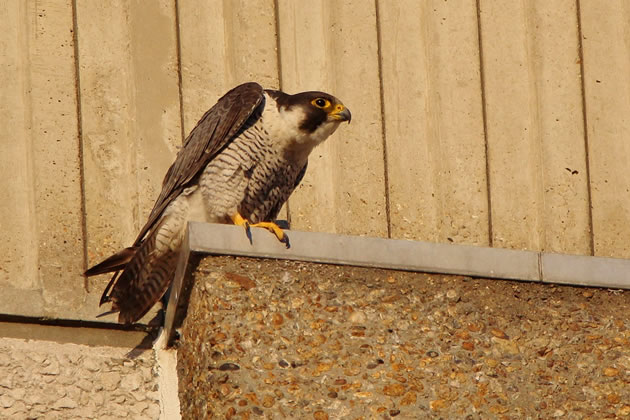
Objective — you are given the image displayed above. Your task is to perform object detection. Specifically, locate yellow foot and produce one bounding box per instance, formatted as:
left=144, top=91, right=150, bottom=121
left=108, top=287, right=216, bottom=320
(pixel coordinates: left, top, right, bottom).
left=231, top=213, right=290, bottom=248
left=231, top=213, right=250, bottom=229
left=250, top=221, right=290, bottom=248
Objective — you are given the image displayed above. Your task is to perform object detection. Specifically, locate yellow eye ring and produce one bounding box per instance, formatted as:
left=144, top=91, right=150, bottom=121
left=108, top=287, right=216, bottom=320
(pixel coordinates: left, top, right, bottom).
left=312, top=98, right=330, bottom=108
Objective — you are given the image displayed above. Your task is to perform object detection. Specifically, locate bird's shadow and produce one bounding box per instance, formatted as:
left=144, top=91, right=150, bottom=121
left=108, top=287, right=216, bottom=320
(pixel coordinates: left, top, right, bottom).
left=125, top=326, right=160, bottom=359
left=124, top=311, right=163, bottom=359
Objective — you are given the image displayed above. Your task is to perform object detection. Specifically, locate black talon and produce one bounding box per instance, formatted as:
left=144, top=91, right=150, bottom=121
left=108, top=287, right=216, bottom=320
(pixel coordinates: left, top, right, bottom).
left=244, top=222, right=253, bottom=245
left=281, top=233, right=290, bottom=249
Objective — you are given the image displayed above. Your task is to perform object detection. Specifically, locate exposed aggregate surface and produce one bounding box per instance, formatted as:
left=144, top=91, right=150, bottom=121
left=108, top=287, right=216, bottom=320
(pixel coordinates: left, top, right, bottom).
left=178, top=256, right=630, bottom=419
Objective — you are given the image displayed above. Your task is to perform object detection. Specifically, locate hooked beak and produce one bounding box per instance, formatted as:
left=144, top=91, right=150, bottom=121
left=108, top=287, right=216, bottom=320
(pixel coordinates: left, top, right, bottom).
left=330, top=105, right=352, bottom=123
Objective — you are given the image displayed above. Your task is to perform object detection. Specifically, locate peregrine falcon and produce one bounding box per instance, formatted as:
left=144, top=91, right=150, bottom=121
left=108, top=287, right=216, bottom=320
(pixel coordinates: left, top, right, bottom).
left=84, top=82, right=351, bottom=324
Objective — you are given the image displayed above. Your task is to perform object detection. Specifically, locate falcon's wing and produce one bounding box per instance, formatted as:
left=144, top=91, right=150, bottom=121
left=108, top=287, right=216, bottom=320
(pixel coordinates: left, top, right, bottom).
left=134, top=82, right=265, bottom=245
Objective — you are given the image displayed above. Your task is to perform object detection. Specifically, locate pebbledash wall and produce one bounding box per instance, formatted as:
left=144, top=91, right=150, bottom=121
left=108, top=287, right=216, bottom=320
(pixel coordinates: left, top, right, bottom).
left=2, top=1, right=630, bottom=321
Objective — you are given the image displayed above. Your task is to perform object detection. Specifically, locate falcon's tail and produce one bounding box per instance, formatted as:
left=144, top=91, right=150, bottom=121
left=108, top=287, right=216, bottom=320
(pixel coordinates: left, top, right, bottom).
left=100, top=225, right=179, bottom=324
left=87, top=221, right=179, bottom=324
left=89, top=189, right=195, bottom=324
left=84, top=247, right=137, bottom=277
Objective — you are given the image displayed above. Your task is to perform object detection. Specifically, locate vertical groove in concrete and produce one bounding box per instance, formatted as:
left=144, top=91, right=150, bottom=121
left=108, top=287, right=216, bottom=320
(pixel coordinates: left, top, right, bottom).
left=273, top=0, right=283, bottom=91
left=476, top=0, right=493, bottom=247
left=575, top=0, right=595, bottom=256
left=523, top=4, right=546, bottom=252
left=71, top=0, right=89, bottom=285
left=374, top=0, right=392, bottom=239
left=173, top=0, right=186, bottom=145
left=272, top=0, right=291, bottom=225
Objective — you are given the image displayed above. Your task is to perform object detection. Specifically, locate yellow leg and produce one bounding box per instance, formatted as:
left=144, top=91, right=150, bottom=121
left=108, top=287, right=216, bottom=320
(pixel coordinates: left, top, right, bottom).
left=230, top=213, right=290, bottom=248
left=231, top=213, right=250, bottom=228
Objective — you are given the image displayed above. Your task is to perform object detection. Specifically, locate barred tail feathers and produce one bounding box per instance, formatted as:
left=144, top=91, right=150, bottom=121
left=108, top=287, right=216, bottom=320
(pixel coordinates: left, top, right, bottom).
left=108, top=224, right=180, bottom=324
left=96, top=188, right=197, bottom=324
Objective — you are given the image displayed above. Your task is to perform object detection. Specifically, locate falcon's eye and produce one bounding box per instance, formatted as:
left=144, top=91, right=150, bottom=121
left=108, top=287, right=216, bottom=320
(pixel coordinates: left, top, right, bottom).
left=312, top=98, right=330, bottom=108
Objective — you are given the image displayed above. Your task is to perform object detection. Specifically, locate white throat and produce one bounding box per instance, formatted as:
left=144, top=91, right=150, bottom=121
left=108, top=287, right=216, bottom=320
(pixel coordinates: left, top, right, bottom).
left=261, top=92, right=342, bottom=160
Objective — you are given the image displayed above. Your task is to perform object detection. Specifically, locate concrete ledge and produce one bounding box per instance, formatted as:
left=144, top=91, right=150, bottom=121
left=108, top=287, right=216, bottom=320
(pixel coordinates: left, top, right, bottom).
left=0, top=318, right=154, bottom=349
left=542, top=253, right=630, bottom=289
left=187, top=222, right=541, bottom=281
left=163, top=222, right=630, bottom=344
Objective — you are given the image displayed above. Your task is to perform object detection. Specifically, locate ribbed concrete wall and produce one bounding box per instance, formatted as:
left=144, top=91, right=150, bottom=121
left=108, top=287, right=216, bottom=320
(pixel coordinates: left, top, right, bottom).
left=2, top=1, right=629, bottom=320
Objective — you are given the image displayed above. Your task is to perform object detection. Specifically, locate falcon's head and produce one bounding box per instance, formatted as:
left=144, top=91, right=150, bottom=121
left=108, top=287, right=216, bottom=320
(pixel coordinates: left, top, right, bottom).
left=266, top=89, right=352, bottom=149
